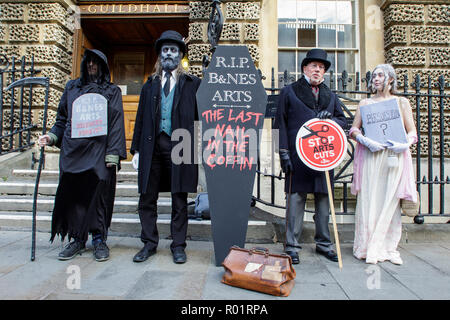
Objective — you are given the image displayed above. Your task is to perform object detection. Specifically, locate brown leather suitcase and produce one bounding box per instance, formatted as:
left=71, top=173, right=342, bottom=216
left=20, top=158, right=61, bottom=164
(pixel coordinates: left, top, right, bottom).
left=221, top=246, right=296, bottom=297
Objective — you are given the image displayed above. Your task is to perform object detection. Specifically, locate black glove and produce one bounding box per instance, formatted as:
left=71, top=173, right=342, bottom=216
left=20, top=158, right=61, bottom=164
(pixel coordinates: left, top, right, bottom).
left=317, top=110, right=332, bottom=119
left=279, top=149, right=293, bottom=174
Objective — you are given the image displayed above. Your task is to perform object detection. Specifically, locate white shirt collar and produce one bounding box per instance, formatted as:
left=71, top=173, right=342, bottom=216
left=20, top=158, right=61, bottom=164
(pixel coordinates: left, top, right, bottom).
left=303, top=74, right=324, bottom=86
left=162, top=70, right=177, bottom=83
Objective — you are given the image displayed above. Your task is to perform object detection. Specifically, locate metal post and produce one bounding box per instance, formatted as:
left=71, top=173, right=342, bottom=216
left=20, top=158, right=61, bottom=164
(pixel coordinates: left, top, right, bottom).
left=413, top=74, right=424, bottom=223
left=438, top=76, right=445, bottom=215
left=0, top=55, right=7, bottom=151
left=9, top=57, right=16, bottom=151
left=18, top=57, right=26, bottom=149
left=427, top=76, right=433, bottom=216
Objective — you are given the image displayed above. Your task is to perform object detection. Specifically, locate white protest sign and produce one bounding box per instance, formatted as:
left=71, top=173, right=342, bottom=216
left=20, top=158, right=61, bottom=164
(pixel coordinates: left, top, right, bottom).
left=71, top=93, right=108, bottom=138
left=359, top=98, right=407, bottom=144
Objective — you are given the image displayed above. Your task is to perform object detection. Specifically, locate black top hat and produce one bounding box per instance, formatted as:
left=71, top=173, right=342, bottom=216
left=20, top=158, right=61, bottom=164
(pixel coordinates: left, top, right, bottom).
left=301, top=48, right=331, bottom=72
left=155, top=30, right=186, bottom=55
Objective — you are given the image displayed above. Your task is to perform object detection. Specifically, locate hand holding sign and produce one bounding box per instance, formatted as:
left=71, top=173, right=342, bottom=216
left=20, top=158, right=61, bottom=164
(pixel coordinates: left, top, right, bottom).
left=296, top=118, right=347, bottom=269
left=356, top=134, right=386, bottom=153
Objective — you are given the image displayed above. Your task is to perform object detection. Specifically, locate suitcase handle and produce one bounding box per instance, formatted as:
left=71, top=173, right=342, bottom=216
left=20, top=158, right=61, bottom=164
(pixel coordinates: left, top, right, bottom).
left=249, top=247, right=270, bottom=256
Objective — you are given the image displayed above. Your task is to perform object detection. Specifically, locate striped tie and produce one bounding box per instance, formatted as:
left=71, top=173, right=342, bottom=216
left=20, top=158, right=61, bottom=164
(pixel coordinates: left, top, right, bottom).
left=312, top=86, right=319, bottom=103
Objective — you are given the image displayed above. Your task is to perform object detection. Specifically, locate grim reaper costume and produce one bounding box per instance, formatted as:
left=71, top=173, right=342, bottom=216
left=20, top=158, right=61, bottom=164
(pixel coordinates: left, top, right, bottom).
left=47, top=49, right=126, bottom=256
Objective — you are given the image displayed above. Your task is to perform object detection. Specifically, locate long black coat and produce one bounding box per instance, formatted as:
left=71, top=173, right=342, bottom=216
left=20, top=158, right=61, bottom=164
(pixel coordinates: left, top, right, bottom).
left=274, top=76, right=348, bottom=194
left=131, top=72, right=201, bottom=194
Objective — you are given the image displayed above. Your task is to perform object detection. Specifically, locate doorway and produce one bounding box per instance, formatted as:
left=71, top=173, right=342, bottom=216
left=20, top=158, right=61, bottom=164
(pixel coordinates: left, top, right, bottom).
left=74, top=17, right=189, bottom=159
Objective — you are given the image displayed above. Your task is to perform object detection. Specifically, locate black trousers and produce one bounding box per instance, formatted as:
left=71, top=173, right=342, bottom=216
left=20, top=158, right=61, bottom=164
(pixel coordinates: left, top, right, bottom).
left=138, top=132, right=188, bottom=252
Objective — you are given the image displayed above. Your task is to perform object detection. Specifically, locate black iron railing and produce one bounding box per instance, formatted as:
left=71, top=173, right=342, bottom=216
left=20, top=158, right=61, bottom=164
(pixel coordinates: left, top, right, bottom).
left=253, top=68, right=450, bottom=224
left=0, top=55, right=41, bottom=156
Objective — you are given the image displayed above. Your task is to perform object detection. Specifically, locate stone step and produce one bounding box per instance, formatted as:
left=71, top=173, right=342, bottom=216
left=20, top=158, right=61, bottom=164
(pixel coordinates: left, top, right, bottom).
left=0, top=196, right=197, bottom=214
left=12, top=169, right=138, bottom=182
left=2, top=176, right=196, bottom=199
left=0, top=211, right=274, bottom=243
left=0, top=181, right=140, bottom=197
left=120, top=161, right=136, bottom=171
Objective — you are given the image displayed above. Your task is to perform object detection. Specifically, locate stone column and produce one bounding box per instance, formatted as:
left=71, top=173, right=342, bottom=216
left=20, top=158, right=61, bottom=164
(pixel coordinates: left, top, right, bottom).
left=382, top=0, right=450, bottom=158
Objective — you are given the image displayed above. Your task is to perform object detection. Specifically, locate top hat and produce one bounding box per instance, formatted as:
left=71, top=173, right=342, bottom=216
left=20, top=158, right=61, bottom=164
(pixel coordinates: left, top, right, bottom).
left=301, top=48, right=331, bottom=72
left=155, top=30, right=186, bottom=55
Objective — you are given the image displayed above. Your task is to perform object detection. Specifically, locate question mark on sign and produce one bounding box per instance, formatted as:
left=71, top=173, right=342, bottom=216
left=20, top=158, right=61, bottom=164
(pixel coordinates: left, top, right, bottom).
left=380, top=123, right=387, bottom=135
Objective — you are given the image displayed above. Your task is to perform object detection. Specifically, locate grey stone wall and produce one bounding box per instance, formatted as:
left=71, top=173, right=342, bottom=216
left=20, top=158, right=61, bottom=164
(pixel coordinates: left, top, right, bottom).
left=0, top=0, right=75, bottom=149
left=188, top=0, right=262, bottom=78
left=382, top=0, right=450, bottom=157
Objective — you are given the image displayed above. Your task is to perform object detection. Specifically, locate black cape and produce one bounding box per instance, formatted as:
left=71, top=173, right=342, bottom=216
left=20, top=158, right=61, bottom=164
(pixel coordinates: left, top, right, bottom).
left=49, top=49, right=127, bottom=242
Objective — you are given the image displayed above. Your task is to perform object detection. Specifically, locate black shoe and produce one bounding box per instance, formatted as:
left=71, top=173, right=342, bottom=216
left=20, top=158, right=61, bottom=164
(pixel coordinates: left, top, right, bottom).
left=316, top=248, right=338, bottom=262
left=93, top=241, right=110, bottom=262
left=172, top=247, right=187, bottom=264
left=58, top=240, right=85, bottom=261
left=285, top=250, right=300, bottom=264
left=133, top=246, right=156, bottom=263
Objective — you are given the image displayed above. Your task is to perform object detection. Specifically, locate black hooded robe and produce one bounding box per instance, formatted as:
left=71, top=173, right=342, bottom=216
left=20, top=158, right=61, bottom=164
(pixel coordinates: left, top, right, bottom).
left=49, top=49, right=127, bottom=243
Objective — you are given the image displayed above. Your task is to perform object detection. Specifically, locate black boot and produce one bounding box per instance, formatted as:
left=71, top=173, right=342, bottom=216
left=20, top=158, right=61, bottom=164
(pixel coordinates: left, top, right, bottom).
left=93, top=241, right=110, bottom=262
left=58, top=240, right=86, bottom=261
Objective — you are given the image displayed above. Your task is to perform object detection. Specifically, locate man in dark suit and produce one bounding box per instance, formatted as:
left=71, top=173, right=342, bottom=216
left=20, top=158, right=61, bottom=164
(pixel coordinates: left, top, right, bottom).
left=274, top=49, right=348, bottom=264
left=130, top=30, right=201, bottom=264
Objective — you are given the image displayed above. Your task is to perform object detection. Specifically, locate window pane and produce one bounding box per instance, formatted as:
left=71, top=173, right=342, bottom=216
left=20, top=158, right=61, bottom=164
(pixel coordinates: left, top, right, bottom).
left=278, top=51, right=295, bottom=74
left=323, top=74, right=331, bottom=87
left=337, top=51, right=355, bottom=73
left=279, top=23, right=296, bottom=47
left=327, top=51, right=336, bottom=73
left=317, top=1, right=337, bottom=23
left=297, top=22, right=316, bottom=47
left=336, top=1, right=353, bottom=24
left=298, top=1, right=317, bottom=20
left=114, top=53, right=145, bottom=95
left=278, top=0, right=297, bottom=20
left=297, top=51, right=307, bottom=73
left=318, top=24, right=336, bottom=48
left=338, top=24, right=355, bottom=48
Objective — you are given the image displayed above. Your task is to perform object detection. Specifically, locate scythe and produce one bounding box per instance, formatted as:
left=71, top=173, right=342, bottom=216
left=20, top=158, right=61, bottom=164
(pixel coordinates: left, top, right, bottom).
left=6, top=77, right=50, bottom=261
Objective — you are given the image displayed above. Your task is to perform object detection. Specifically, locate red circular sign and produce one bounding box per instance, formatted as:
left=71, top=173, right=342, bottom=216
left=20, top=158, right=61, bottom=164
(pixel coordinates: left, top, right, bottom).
left=295, top=119, right=347, bottom=171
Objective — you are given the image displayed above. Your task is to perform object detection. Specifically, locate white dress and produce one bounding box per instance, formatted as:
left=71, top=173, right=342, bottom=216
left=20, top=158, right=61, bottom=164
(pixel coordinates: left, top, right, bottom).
left=353, top=147, right=404, bottom=264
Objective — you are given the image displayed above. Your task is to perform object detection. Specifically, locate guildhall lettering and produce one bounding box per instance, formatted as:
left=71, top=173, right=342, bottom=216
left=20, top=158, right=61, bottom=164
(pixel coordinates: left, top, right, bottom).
left=83, top=3, right=187, bottom=15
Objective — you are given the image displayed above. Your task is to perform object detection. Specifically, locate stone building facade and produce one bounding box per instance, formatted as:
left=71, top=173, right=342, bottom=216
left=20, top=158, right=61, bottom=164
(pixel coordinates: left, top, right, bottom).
left=0, top=1, right=449, bottom=211
left=382, top=0, right=450, bottom=158
left=0, top=0, right=75, bottom=148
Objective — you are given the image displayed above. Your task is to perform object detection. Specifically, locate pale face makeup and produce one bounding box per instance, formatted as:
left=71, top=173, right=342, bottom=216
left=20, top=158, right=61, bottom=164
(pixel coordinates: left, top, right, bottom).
left=160, top=43, right=181, bottom=71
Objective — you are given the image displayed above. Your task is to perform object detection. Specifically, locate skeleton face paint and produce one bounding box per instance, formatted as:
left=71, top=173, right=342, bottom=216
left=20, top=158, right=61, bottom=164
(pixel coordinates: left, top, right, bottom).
left=160, top=43, right=181, bottom=71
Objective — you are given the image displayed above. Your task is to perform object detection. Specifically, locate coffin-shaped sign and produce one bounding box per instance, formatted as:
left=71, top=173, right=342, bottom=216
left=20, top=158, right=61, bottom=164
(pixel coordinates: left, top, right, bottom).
left=71, top=93, right=108, bottom=138
left=196, top=46, right=268, bottom=265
